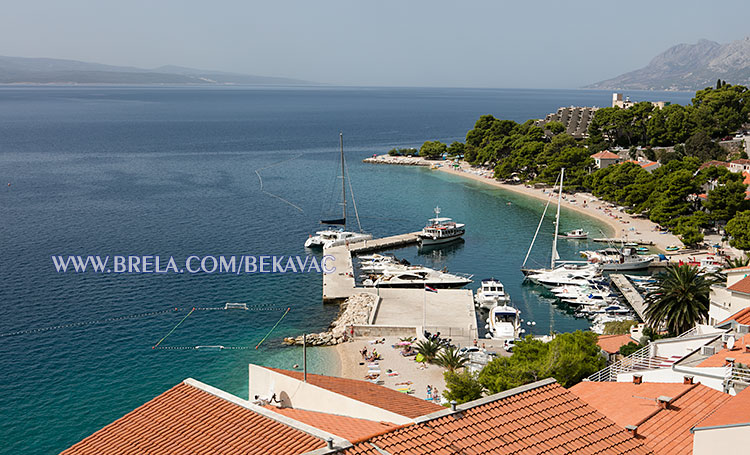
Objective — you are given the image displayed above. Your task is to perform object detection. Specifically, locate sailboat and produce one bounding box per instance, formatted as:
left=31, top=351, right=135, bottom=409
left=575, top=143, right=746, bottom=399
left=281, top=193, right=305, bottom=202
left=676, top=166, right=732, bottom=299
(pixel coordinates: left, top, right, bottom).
left=304, top=133, right=372, bottom=249
left=520, top=168, right=598, bottom=280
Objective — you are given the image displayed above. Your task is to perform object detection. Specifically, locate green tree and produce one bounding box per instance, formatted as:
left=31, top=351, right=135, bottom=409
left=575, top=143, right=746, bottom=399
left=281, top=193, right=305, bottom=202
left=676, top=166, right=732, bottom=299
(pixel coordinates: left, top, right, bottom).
left=415, top=339, right=441, bottom=363
left=443, top=370, right=484, bottom=404
left=447, top=141, right=465, bottom=158
left=619, top=342, right=641, bottom=357
left=704, top=181, right=750, bottom=223
left=644, top=265, right=717, bottom=335
left=435, top=346, right=469, bottom=372
left=726, top=211, right=750, bottom=250
left=546, top=121, right=565, bottom=135
left=419, top=141, right=447, bottom=160
left=724, top=255, right=750, bottom=269
left=683, top=131, right=724, bottom=161
left=603, top=319, right=638, bottom=335
left=478, top=332, right=605, bottom=393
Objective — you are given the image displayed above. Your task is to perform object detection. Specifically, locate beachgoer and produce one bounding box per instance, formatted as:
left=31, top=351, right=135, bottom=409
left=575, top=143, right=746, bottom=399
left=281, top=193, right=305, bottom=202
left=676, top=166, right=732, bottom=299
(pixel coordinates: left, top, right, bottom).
left=427, top=385, right=432, bottom=398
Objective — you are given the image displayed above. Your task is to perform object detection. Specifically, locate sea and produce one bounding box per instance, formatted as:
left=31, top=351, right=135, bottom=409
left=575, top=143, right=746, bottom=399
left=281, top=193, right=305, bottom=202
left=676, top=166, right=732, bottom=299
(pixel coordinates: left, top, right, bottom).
left=0, top=86, right=694, bottom=454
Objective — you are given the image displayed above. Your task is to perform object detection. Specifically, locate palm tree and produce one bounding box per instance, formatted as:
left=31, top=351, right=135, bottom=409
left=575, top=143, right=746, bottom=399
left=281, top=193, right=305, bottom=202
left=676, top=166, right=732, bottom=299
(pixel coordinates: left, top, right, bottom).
left=435, top=346, right=469, bottom=372
left=644, top=264, right=718, bottom=335
left=724, top=255, right=750, bottom=269
left=415, top=339, right=440, bottom=363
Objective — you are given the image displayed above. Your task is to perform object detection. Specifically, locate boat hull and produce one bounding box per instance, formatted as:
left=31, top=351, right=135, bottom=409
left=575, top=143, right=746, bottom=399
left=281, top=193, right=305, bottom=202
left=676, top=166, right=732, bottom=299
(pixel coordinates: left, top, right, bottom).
left=418, top=233, right=464, bottom=246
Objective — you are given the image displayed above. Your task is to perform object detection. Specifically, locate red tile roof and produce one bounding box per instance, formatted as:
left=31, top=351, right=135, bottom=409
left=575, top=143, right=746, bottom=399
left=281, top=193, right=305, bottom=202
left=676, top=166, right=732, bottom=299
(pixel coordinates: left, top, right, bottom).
left=598, top=334, right=637, bottom=354
left=572, top=382, right=730, bottom=455
left=693, top=385, right=750, bottom=429
left=267, top=368, right=443, bottom=419
left=570, top=382, right=695, bottom=428
left=698, top=333, right=750, bottom=367
left=732, top=159, right=750, bottom=165
left=265, top=406, right=400, bottom=442
left=637, top=384, right=730, bottom=455
left=720, top=306, right=750, bottom=325
left=698, top=160, right=730, bottom=170
left=591, top=150, right=621, bottom=159
left=341, top=379, right=652, bottom=455
left=61, top=381, right=327, bottom=455
left=728, top=275, right=750, bottom=295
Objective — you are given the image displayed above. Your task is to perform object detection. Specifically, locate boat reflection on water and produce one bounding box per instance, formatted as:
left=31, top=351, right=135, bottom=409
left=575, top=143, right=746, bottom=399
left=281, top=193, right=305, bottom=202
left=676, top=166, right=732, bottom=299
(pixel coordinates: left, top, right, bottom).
left=417, top=237, right=465, bottom=262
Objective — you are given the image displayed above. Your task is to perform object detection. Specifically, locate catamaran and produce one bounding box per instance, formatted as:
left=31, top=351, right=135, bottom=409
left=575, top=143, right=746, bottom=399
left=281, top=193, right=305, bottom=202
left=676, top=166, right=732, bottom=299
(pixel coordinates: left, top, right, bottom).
left=305, top=133, right=372, bottom=249
left=417, top=207, right=465, bottom=246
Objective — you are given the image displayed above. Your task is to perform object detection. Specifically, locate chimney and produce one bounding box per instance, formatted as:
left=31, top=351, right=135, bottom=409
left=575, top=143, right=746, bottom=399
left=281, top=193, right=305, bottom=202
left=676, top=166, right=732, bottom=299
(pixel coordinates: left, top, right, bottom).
left=657, top=396, right=672, bottom=410
left=625, top=425, right=638, bottom=437
left=726, top=357, right=736, bottom=367
left=326, top=438, right=333, bottom=449
left=683, top=375, right=694, bottom=385
left=745, top=345, right=750, bottom=353
left=450, top=400, right=457, bottom=411
left=633, top=374, right=643, bottom=385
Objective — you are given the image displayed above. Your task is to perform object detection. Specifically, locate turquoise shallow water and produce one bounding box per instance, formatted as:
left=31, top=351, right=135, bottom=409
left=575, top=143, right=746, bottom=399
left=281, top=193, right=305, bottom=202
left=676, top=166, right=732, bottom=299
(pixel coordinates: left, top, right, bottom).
left=0, top=86, right=693, bottom=454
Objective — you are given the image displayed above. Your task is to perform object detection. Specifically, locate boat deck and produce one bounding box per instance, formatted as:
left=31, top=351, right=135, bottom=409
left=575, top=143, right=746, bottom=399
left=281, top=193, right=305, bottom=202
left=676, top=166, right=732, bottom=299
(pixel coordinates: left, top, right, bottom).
left=609, top=274, right=647, bottom=320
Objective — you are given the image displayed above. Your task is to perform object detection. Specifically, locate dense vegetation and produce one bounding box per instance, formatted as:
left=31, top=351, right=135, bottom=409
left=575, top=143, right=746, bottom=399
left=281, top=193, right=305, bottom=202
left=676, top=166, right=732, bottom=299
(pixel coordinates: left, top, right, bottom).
left=443, top=331, right=605, bottom=402
left=419, top=82, right=750, bottom=247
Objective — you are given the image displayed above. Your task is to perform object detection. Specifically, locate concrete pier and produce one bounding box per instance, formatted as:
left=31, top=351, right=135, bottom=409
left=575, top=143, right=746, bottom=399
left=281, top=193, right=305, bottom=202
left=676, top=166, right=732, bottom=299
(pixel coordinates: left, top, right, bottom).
left=610, top=274, right=647, bottom=320
left=348, top=232, right=421, bottom=254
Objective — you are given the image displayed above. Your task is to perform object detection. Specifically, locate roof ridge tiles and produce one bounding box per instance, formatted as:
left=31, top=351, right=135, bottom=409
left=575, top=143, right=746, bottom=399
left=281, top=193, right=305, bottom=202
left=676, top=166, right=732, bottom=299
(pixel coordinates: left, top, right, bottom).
left=414, top=378, right=558, bottom=423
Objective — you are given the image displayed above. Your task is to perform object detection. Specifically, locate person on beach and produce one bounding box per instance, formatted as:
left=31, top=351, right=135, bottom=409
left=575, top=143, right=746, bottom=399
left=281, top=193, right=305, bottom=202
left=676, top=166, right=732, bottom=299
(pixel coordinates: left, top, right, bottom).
left=361, top=347, right=368, bottom=359
left=426, top=384, right=432, bottom=399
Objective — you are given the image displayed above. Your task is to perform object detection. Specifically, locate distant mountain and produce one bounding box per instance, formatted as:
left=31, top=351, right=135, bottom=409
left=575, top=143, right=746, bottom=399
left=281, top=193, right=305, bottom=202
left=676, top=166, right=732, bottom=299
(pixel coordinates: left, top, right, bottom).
left=0, top=56, right=315, bottom=85
left=586, top=37, right=750, bottom=91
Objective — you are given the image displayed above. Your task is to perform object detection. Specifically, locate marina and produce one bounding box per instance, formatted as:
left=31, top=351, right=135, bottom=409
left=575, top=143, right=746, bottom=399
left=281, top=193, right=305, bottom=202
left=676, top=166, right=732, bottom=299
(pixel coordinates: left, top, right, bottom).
left=609, top=274, right=648, bottom=320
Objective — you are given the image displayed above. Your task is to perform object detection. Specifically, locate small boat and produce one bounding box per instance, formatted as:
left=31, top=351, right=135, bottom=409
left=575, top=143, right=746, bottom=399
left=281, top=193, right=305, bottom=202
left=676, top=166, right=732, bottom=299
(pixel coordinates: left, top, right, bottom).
left=418, top=207, right=465, bottom=246
left=560, top=228, right=588, bottom=239
left=582, top=248, right=654, bottom=271
left=665, top=245, right=680, bottom=251
left=474, top=278, right=511, bottom=310
left=485, top=304, right=521, bottom=340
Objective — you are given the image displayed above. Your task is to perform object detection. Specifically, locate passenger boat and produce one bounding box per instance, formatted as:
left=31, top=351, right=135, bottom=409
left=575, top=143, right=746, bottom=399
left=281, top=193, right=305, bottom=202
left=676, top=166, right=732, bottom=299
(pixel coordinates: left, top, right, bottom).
left=417, top=207, right=465, bottom=246
left=305, top=133, right=372, bottom=249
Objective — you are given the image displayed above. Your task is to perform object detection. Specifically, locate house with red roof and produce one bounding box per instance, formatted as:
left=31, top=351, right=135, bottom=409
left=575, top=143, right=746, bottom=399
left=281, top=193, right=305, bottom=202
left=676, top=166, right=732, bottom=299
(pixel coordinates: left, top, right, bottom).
left=691, top=386, right=750, bottom=454
left=591, top=150, right=622, bottom=169
left=62, top=365, right=657, bottom=455
left=598, top=333, right=638, bottom=363
left=729, top=158, right=750, bottom=174
left=709, top=266, right=750, bottom=325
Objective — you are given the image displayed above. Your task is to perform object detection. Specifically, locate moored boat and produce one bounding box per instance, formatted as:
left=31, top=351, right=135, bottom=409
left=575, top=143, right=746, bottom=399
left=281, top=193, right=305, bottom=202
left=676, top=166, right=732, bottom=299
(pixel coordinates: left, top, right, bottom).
left=417, top=207, right=465, bottom=246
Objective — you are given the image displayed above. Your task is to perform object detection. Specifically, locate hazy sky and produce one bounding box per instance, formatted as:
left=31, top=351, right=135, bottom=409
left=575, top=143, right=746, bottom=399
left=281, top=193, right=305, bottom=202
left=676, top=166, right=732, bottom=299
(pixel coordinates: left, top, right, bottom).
left=2, top=0, right=748, bottom=88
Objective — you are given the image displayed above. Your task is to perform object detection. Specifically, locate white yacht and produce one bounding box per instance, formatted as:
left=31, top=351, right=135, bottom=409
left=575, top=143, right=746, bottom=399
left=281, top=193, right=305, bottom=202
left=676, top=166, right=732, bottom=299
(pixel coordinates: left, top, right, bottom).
left=485, top=304, right=521, bottom=340
left=362, top=265, right=472, bottom=289
left=581, top=247, right=653, bottom=271
left=560, top=228, right=588, bottom=239
left=418, top=207, right=465, bottom=246
left=305, top=229, right=372, bottom=249
left=305, top=133, right=371, bottom=249
left=474, top=278, right=511, bottom=310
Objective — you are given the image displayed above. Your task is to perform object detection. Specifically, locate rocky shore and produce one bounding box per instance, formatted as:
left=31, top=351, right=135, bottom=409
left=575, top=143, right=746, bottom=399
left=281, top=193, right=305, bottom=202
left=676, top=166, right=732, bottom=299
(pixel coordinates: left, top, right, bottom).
left=283, top=292, right=378, bottom=346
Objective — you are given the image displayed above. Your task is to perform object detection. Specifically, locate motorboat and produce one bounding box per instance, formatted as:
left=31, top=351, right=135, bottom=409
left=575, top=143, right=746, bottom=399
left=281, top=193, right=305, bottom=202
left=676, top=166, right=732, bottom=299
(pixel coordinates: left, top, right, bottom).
left=559, top=228, right=588, bottom=239
left=357, top=254, right=400, bottom=273
left=474, top=278, right=511, bottom=310
left=306, top=229, right=372, bottom=249
left=362, top=265, right=473, bottom=289
left=582, top=248, right=654, bottom=271
left=485, top=304, right=521, bottom=340
left=417, top=207, right=465, bottom=246
left=305, top=133, right=371, bottom=249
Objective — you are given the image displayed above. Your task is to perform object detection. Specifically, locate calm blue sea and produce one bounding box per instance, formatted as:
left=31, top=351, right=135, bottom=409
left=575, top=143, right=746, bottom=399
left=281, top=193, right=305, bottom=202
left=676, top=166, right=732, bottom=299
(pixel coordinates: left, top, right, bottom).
left=0, top=86, right=693, bottom=454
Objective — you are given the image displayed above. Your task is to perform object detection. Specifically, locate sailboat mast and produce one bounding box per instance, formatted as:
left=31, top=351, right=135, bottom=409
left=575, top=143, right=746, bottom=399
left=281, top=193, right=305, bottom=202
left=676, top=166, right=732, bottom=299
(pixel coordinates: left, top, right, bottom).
left=340, top=132, right=347, bottom=228
left=550, top=168, right=564, bottom=269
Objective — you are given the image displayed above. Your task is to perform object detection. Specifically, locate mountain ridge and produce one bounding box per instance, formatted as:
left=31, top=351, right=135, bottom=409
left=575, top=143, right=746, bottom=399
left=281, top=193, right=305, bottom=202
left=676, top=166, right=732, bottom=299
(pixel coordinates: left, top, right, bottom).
left=586, top=37, right=750, bottom=91
left=0, top=55, right=315, bottom=85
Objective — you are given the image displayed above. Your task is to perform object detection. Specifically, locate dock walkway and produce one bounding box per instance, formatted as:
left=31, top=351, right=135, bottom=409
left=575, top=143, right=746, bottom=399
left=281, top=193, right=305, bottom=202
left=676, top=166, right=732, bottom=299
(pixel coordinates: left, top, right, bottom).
left=610, top=274, right=647, bottom=320
left=349, top=232, right=421, bottom=254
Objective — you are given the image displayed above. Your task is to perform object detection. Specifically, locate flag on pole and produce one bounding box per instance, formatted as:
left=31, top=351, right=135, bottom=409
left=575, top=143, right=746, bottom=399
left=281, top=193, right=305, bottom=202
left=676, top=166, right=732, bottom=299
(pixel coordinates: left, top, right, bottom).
left=424, top=285, right=438, bottom=293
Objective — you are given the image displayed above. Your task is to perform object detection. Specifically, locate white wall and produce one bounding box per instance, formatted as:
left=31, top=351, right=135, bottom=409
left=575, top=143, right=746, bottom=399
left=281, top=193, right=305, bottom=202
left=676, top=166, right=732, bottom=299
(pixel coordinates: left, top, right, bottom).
left=248, top=364, right=413, bottom=425
left=693, top=425, right=750, bottom=454
left=653, top=336, right=720, bottom=359
left=616, top=366, right=728, bottom=392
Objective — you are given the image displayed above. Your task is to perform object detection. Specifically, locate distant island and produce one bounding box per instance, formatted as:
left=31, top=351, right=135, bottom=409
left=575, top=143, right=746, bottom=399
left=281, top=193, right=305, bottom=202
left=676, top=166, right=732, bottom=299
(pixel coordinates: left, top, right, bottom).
left=0, top=56, right=315, bottom=85
left=587, top=37, right=750, bottom=91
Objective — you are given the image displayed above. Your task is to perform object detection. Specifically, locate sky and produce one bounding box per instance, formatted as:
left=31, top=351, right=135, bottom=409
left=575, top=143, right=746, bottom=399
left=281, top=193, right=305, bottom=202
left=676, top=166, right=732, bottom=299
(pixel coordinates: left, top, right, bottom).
left=1, top=0, right=748, bottom=88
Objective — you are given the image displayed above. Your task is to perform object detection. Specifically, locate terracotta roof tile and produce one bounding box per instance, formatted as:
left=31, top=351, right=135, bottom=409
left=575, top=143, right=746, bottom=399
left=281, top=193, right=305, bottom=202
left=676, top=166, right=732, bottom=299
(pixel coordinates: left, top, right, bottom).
left=267, top=368, right=443, bottom=418
left=597, top=334, right=637, bottom=354
left=698, top=160, right=730, bottom=170
left=694, top=385, right=750, bottom=429
left=732, top=159, right=750, bottom=165
left=340, top=381, right=652, bottom=455
left=570, top=382, right=695, bottom=428
left=591, top=150, right=621, bottom=159
left=573, top=382, right=731, bottom=455
left=637, top=384, right=730, bottom=455
left=720, top=306, right=750, bottom=325
left=265, top=406, right=400, bottom=442
left=61, top=381, right=327, bottom=455
left=728, top=275, right=750, bottom=295
left=697, top=333, right=750, bottom=367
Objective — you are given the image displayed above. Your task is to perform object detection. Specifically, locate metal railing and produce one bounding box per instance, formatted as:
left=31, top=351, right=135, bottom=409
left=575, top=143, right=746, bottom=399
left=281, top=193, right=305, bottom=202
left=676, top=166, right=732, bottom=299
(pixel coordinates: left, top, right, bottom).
left=727, top=365, right=750, bottom=385
left=587, top=343, right=667, bottom=382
